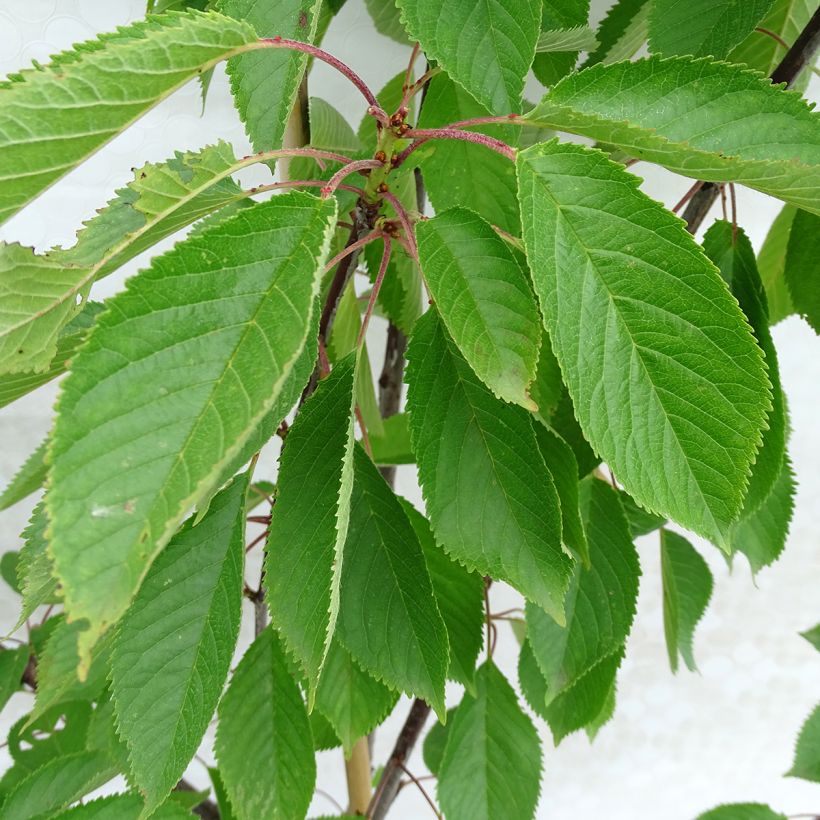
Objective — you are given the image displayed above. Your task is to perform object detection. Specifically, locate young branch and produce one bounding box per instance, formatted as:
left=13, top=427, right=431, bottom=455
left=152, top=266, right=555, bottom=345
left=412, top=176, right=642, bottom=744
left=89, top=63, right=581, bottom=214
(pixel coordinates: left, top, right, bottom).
left=402, top=128, right=517, bottom=161
left=322, top=159, right=385, bottom=198
left=357, top=236, right=392, bottom=347
left=683, top=7, right=820, bottom=233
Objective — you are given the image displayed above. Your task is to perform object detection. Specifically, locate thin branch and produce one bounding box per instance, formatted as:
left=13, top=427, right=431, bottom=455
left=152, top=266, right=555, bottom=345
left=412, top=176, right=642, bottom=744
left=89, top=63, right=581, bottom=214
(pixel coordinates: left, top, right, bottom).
left=447, top=114, right=524, bottom=129
left=356, top=405, right=373, bottom=458
left=324, top=231, right=382, bottom=274
left=397, top=762, right=442, bottom=819
left=260, top=37, right=379, bottom=107
left=368, top=699, right=431, bottom=820
left=323, top=159, right=385, bottom=198
left=404, top=128, right=516, bottom=161
left=755, top=26, right=790, bottom=52
left=381, top=190, right=418, bottom=258
left=358, top=237, right=392, bottom=347
left=174, top=779, right=220, bottom=820
left=671, top=180, right=705, bottom=214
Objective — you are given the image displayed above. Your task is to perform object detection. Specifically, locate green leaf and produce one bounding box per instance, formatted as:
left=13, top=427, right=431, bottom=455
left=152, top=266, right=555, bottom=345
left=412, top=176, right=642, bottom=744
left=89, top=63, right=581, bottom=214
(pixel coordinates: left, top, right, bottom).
left=0, top=10, right=261, bottom=226
left=529, top=336, right=563, bottom=421
left=437, top=661, right=541, bottom=820
left=729, top=454, right=795, bottom=573
left=660, top=529, right=713, bottom=673
left=422, top=708, right=455, bottom=776
left=784, top=208, right=820, bottom=333
left=703, top=221, right=785, bottom=515
left=757, top=205, right=797, bottom=324
left=208, top=767, right=237, bottom=820
left=0, top=647, right=28, bottom=713
left=697, top=805, right=788, bottom=820
left=266, top=353, right=356, bottom=701
left=0, top=303, right=101, bottom=408
left=369, top=413, right=415, bottom=465
left=417, top=75, right=520, bottom=234
left=417, top=208, right=541, bottom=408
left=547, top=387, right=599, bottom=477
left=48, top=192, right=336, bottom=667
left=406, top=310, right=572, bottom=623
left=0, top=141, right=268, bottom=376
left=531, top=421, right=589, bottom=566
left=801, top=623, right=820, bottom=652
left=111, top=475, right=247, bottom=813
left=401, top=498, right=484, bottom=690
left=216, top=626, right=315, bottom=820
left=649, top=0, right=775, bottom=59
left=517, top=140, right=771, bottom=547
left=584, top=0, right=650, bottom=67
left=16, top=501, right=61, bottom=627
left=0, top=437, right=47, bottom=511
left=221, top=0, right=322, bottom=153
left=338, top=446, right=449, bottom=718
left=0, top=551, right=20, bottom=594
left=524, top=58, right=820, bottom=214
left=314, top=637, right=398, bottom=754
left=526, top=478, right=639, bottom=701
left=1, top=750, right=117, bottom=820
left=787, top=702, right=820, bottom=782
left=395, top=0, right=541, bottom=113
left=729, top=0, right=817, bottom=79
left=365, top=0, right=409, bottom=42
left=29, top=617, right=112, bottom=723
left=52, top=793, right=194, bottom=819
left=619, top=490, right=666, bottom=538
left=533, top=0, right=590, bottom=86
left=536, top=26, right=598, bottom=53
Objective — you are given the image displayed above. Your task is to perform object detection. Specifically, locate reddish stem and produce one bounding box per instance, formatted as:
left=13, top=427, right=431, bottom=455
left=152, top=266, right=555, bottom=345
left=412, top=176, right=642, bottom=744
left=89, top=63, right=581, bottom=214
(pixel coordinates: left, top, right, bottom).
left=672, top=180, right=705, bottom=214
left=357, top=236, right=392, bottom=347
left=323, top=230, right=382, bottom=273
left=322, top=158, right=385, bottom=198
left=261, top=37, right=379, bottom=108
left=404, top=128, right=516, bottom=161
left=355, top=405, right=373, bottom=457
left=247, top=179, right=366, bottom=198
left=381, top=190, right=418, bottom=258
left=447, top=114, right=524, bottom=129
left=398, top=42, right=422, bottom=112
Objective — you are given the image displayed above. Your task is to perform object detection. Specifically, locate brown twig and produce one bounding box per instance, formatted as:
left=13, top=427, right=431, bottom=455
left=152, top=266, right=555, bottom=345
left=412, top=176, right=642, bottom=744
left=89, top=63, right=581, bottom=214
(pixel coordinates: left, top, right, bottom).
left=397, top=761, right=442, bottom=818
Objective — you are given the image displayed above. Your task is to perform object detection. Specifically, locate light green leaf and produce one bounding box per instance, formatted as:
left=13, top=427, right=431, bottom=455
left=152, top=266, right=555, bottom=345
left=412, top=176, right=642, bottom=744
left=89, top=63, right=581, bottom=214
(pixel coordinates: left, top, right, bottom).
left=649, top=0, right=776, bottom=59
left=0, top=438, right=47, bottom=511
left=0, top=303, right=101, bottom=409
left=111, top=475, right=246, bottom=814
left=524, top=58, right=820, bottom=214
left=533, top=0, right=590, bottom=86
left=208, top=767, right=237, bottom=820
left=703, top=221, right=786, bottom=515
left=583, top=0, right=650, bottom=67
left=369, top=413, right=415, bottom=465
left=16, top=501, right=61, bottom=627
left=401, top=498, right=484, bottom=690
left=314, top=637, right=398, bottom=754
left=406, top=310, right=572, bottom=623
left=266, top=353, right=356, bottom=701
left=697, top=805, right=788, bottom=820
left=801, top=623, right=820, bottom=652
left=216, top=626, right=315, bottom=820
left=438, top=661, right=541, bottom=820
left=661, top=529, right=713, bottom=673
left=517, top=140, right=771, bottom=546
left=338, top=446, right=449, bottom=718
left=0, top=141, right=273, bottom=376
left=51, top=793, right=194, bottom=819
left=536, top=26, right=598, bottom=53
left=48, top=192, right=336, bottom=667
left=0, top=647, right=28, bottom=713
left=757, top=205, right=797, bottom=324
left=417, top=208, right=541, bottom=408
left=29, top=617, right=112, bottom=723
left=395, top=0, right=541, bottom=113
left=1, top=750, right=117, bottom=820
left=785, top=208, right=820, bottom=333
left=729, top=0, right=817, bottom=79
left=526, top=478, right=639, bottom=701
left=221, top=0, right=322, bottom=153
left=729, top=454, right=795, bottom=573
left=787, top=702, right=820, bottom=782
left=531, top=421, right=589, bottom=565
left=417, top=75, right=520, bottom=234
left=0, top=10, right=261, bottom=226
left=365, top=0, right=409, bottom=42
left=422, top=708, right=455, bottom=776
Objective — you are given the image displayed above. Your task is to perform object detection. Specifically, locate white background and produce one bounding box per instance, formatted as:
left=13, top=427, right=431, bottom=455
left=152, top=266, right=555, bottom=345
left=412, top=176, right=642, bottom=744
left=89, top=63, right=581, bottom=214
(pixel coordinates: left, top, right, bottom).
left=0, top=2, right=818, bottom=818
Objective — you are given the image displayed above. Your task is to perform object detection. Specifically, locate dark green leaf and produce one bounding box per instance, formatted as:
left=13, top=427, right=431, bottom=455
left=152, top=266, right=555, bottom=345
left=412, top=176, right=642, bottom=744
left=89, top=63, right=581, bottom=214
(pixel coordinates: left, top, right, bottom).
left=0, top=438, right=47, bottom=511
left=584, top=0, right=650, bottom=67
left=369, top=414, right=415, bottom=465
left=784, top=208, right=820, bottom=333
left=697, top=805, right=788, bottom=820
left=0, top=647, right=28, bottom=713
left=533, top=0, right=590, bottom=86
left=757, top=205, right=797, bottom=325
